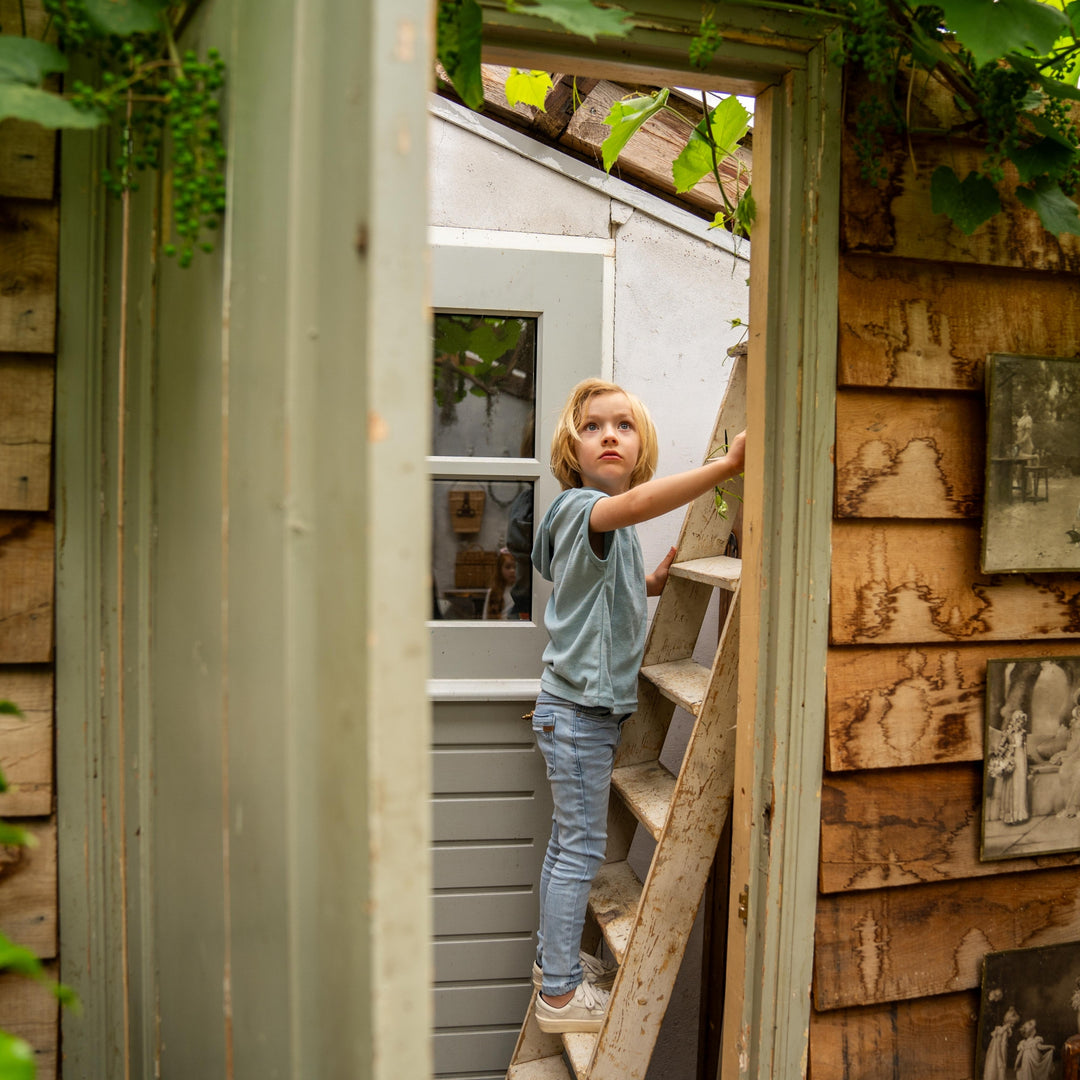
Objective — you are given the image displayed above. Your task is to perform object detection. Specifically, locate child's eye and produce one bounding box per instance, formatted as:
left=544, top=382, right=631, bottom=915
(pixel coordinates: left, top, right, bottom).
left=583, top=421, right=599, bottom=431
left=619, top=420, right=633, bottom=430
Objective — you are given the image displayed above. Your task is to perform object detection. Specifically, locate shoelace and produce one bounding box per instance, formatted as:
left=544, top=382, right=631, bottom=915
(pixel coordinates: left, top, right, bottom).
left=576, top=979, right=610, bottom=1010
left=579, top=951, right=615, bottom=981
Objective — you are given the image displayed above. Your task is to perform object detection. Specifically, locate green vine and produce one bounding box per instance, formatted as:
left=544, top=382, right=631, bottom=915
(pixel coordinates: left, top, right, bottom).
left=0, top=0, right=227, bottom=266
left=436, top=0, right=1080, bottom=238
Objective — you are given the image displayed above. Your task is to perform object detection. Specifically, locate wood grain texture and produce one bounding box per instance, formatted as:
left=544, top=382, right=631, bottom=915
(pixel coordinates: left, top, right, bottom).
left=0, top=515, right=53, bottom=662
left=0, top=201, right=57, bottom=354
left=0, top=966, right=58, bottom=1080
left=826, top=641, right=1080, bottom=771
left=0, top=121, right=56, bottom=201
left=835, top=389, right=983, bottom=518
left=0, top=819, right=55, bottom=957
left=830, top=521, right=1080, bottom=646
left=838, top=256, right=1080, bottom=391
left=814, top=866, right=1080, bottom=1009
left=0, top=356, right=54, bottom=511
left=820, top=763, right=1080, bottom=894
left=809, top=992, right=978, bottom=1080
left=0, top=667, right=51, bottom=816
left=841, top=135, right=1080, bottom=272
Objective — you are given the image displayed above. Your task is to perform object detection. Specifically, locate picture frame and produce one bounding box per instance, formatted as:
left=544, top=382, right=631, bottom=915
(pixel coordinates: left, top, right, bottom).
left=982, top=657, right=1080, bottom=862
left=976, top=940, right=1080, bottom=1080
left=981, top=352, right=1080, bottom=574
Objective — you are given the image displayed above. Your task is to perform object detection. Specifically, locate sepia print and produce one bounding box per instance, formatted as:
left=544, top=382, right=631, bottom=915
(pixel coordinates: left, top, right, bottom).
left=977, top=941, right=1080, bottom=1080
left=982, top=353, right=1080, bottom=574
left=982, top=657, right=1080, bottom=861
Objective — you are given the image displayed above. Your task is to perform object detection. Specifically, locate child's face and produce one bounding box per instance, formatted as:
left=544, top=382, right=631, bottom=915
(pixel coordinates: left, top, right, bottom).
left=500, top=558, right=516, bottom=584
left=576, top=391, right=642, bottom=495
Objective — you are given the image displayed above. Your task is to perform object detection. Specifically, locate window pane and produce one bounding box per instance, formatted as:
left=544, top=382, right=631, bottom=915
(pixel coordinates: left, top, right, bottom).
left=431, top=480, right=534, bottom=622
left=432, top=314, right=537, bottom=459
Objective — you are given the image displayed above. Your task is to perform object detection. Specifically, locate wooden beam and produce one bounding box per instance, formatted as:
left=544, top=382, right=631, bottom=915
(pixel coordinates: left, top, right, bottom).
left=838, top=255, right=1080, bottom=391
left=826, top=641, right=1080, bottom=771
left=841, top=135, right=1080, bottom=272
left=834, top=389, right=983, bottom=519
left=0, top=121, right=56, bottom=201
left=0, top=356, right=54, bottom=511
left=0, top=515, right=54, bottom=662
left=808, top=992, right=978, bottom=1080
left=0, top=819, right=55, bottom=958
left=0, top=966, right=59, bottom=1080
left=0, top=667, right=52, bottom=816
left=814, top=865, right=1080, bottom=1009
left=820, top=763, right=1080, bottom=893
left=830, top=520, right=1080, bottom=646
left=0, top=201, right=57, bottom=354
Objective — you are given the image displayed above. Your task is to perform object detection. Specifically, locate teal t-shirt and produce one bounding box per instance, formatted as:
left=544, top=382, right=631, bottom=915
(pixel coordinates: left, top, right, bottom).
left=532, top=487, right=646, bottom=713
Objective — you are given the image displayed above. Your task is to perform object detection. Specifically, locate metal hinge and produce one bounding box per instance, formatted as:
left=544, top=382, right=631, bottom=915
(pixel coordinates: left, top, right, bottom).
left=737, top=885, right=749, bottom=925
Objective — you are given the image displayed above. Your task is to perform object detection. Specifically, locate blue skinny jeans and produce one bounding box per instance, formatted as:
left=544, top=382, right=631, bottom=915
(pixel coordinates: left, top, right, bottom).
left=531, top=690, right=628, bottom=996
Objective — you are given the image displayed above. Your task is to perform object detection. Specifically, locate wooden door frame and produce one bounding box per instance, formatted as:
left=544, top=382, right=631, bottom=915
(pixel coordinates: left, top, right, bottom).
left=477, top=7, right=840, bottom=1078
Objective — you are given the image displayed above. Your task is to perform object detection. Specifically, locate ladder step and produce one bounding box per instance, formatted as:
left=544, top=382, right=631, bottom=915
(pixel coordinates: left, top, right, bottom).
left=508, top=1053, right=574, bottom=1080
left=669, top=555, right=741, bottom=590
left=611, top=760, right=675, bottom=841
left=639, top=658, right=711, bottom=715
left=562, top=1033, right=595, bottom=1078
left=587, top=859, right=642, bottom=965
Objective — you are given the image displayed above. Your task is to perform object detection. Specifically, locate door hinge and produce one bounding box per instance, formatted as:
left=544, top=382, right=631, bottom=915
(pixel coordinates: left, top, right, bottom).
left=737, top=885, right=749, bottom=925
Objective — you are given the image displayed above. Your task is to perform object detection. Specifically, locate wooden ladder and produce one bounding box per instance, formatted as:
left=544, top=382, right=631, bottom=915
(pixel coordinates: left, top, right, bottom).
left=507, top=356, right=747, bottom=1080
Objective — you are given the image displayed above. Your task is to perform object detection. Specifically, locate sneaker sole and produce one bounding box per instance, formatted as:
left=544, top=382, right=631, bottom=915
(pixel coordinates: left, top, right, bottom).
left=534, top=1011, right=604, bottom=1034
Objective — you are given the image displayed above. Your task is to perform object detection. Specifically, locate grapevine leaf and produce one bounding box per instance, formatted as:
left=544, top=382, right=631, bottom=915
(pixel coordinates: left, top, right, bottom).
left=734, top=184, right=756, bottom=236
left=507, top=0, right=632, bottom=41
left=671, top=95, right=751, bottom=193
left=1011, top=136, right=1075, bottom=181
left=83, top=0, right=169, bottom=35
left=504, top=68, right=553, bottom=110
left=0, top=84, right=104, bottom=128
left=0, top=932, right=45, bottom=979
left=0, top=822, right=36, bottom=848
left=930, top=166, right=1001, bottom=233
left=1016, top=177, right=1080, bottom=235
left=0, top=767, right=7, bottom=794
left=0, top=36, right=67, bottom=86
left=0, top=1031, right=35, bottom=1080
left=936, top=0, right=1068, bottom=66
left=1010, top=52, right=1080, bottom=98
left=0, top=701, right=23, bottom=717
left=437, top=0, right=484, bottom=111
left=600, top=88, right=668, bottom=172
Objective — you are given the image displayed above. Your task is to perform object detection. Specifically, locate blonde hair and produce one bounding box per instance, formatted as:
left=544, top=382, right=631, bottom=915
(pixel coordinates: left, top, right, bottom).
left=550, top=379, right=658, bottom=490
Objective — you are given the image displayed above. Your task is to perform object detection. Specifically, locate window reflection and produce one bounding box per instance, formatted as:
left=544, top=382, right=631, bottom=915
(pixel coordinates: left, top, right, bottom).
left=431, top=480, right=533, bottom=622
left=432, top=314, right=537, bottom=458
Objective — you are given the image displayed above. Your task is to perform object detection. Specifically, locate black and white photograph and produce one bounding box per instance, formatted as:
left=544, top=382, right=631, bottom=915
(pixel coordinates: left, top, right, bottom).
left=976, top=941, right=1080, bottom=1080
left=982, top=353, right=1080, bottom=574
left=982, top=657, right=1080, bottom=861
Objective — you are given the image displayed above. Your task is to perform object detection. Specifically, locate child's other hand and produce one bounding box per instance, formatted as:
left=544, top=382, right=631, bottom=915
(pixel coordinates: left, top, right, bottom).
left=647, top=546, right=677, bottom=597
left=726, top=430, right=746, bottom=473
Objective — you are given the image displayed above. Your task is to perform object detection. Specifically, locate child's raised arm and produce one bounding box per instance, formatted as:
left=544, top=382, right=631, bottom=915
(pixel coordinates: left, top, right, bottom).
left=589, top=431, right=745, bottom=535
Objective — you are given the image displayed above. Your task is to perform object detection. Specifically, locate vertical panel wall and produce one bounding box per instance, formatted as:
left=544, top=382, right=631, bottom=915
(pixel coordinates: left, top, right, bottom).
left=810, top=75, right=1080, bottom=1078
left=0, top=0, right=59, bottom=1072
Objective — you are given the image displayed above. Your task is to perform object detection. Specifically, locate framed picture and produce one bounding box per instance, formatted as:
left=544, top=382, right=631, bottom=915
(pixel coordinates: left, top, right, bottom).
left=981, top=352, right=1080, bottom=574
left=976, top=940, right=1080, bottom=1080
left=982, top=657, right=1080, bottom=861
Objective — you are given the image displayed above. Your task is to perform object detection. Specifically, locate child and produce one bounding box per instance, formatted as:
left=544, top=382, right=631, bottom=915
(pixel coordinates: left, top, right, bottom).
left=485, top=549, right=517, bottom=620
left=529, top=377, right=745, bottom=1034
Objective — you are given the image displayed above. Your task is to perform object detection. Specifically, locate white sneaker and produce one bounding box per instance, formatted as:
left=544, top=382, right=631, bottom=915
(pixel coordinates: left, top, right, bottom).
left=535, top=980, right=610, bottom=1034
left=532, top=950, right=618, bottom=991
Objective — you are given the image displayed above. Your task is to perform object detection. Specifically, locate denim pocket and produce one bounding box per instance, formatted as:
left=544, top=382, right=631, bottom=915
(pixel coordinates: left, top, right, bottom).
left=531, top=709, right=556, bottom=778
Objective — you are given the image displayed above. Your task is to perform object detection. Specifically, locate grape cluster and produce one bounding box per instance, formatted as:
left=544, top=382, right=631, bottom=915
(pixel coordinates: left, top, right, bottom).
left=49, top=1, right=227, bottom=267
left=971, top=64, right=1030, bottom=182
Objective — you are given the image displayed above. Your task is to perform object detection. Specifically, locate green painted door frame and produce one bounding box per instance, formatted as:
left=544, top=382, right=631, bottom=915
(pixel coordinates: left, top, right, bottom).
left=54, top=1, right=837, bottom=1078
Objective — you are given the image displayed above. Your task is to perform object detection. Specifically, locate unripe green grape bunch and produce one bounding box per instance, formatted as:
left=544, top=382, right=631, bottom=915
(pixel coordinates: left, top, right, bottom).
left=45, top=0, right=227, bottom=267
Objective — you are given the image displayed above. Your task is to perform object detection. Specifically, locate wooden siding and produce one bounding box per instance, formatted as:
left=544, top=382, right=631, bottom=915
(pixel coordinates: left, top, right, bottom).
left=0, top=14, right=58, bottom=1071
left=813, top=76, right=1080, bottom=1076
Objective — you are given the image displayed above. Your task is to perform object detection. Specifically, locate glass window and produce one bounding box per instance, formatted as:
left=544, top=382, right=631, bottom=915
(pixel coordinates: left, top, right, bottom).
left=432, top=314, right=536, bottom=459
left=430, top=313, right=538, bottom=623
